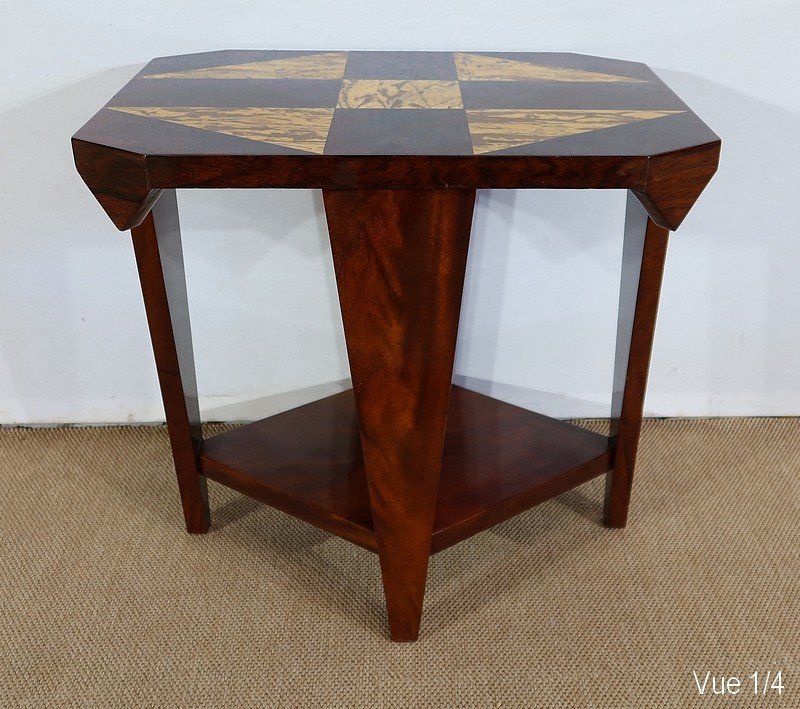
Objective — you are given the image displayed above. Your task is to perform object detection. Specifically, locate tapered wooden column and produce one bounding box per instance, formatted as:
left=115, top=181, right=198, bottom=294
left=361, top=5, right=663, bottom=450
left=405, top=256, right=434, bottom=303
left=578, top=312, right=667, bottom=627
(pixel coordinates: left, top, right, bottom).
left=604, top=192, right=670, bottom=528
left=131, top=190, right=210, bottom=533
left=324, top=189, right=474, bottom=641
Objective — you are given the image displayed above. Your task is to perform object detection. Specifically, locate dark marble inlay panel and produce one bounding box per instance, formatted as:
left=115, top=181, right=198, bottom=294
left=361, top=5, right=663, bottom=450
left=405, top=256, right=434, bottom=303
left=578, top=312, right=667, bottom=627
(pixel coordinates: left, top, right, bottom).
left=325, top=108, right=473, bottom=155
left=344, top=51, right=458, bottom=80
left=460, top=81, right=686, bottom=111
left=110, top=79, right=343, bottom=108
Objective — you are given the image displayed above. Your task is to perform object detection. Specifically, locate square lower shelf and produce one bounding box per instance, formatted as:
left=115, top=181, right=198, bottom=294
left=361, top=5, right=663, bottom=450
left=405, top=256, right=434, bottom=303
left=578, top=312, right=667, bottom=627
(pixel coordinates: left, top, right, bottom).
left=200, top=386, right=612, bottom=554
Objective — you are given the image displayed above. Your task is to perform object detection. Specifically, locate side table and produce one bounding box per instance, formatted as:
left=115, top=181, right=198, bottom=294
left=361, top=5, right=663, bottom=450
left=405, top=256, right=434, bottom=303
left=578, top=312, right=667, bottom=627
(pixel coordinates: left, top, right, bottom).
left=72, top=50, right=720, bottom=641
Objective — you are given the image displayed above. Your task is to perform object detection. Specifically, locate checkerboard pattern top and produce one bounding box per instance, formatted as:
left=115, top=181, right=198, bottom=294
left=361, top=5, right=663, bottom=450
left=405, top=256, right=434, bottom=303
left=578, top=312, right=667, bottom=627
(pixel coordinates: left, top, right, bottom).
left=92, top=50, right=710, bottom=158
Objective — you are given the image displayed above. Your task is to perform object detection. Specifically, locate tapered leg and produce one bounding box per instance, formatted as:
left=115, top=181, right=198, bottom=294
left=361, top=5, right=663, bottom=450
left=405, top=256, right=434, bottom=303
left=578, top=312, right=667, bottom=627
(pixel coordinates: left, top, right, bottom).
left=604, top=192, right=670, bottom=527
left=324, top=189, right=474, bottom=641
left=131, top=190, right=210, bottom=533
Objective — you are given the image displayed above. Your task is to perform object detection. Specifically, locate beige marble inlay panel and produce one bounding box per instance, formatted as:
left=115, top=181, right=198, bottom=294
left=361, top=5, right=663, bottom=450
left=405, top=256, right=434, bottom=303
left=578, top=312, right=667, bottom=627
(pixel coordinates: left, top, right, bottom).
left=337, top=80, right=464, bottom=109
left=144, top=52, right=348, bottom=80
left=455, top=53, right=645, bottom=83
left=107, top=106, right=335, bottom=154
left=466, top=109, right=685, bottom=154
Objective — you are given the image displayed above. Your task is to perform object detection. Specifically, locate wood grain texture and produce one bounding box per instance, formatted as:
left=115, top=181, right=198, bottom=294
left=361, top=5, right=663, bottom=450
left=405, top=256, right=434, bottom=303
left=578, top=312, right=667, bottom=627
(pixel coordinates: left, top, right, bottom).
left=108, top=106, right=335, bottom=154
left=71, top=139, right=160, bottom=230
left=197, top=386, right=611, bottom=557
left=454, top=52, right=645, bottom=82
left=72, top=50, right=721, bottom=642
left=431, top=388, right=611, bottom=552
left=72, top=50, right=720, bottom=231
left=324, top=189, right=474, bottom=641
left=131, top=190, right=209, bottom=533
left=604, top=192, right=670, bottom=528
left=466, top=109, right=685, bottom=154
left=143, top=153, right=650, bottom=189
left=144, top=52, right=348, bottom=80
left=633, top=142, right=721, bottom=230
left=201, top=390, right=374, bottom=551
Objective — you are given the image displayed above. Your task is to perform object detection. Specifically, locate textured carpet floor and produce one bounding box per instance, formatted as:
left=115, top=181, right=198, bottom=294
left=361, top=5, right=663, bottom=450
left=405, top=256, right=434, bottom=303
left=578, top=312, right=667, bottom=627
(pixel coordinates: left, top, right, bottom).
left=1, top=418, right=798, bottom=707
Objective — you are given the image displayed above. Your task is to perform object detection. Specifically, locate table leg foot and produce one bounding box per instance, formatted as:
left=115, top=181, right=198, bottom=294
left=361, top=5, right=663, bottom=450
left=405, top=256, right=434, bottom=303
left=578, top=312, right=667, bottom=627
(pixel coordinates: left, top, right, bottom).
left=604, top=192, right=670, bottom=528
left=132, top=190, right=210, bottom=534
left=324, top=188, right=475, bottom=640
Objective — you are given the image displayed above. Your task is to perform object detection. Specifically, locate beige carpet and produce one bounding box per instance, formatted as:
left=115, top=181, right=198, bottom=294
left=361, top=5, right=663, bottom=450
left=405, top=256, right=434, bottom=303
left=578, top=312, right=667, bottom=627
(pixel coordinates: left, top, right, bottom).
left=1, top=418, right=797, bottom=707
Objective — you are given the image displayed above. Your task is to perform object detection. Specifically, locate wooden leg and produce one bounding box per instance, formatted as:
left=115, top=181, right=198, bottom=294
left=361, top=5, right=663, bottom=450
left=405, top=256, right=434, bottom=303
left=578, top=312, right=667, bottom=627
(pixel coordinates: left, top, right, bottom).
left=324, top=189, right=474, bottom=641
left=131, top=190, right=210, bottom=533
left=604, top=192, right=670, bottom=528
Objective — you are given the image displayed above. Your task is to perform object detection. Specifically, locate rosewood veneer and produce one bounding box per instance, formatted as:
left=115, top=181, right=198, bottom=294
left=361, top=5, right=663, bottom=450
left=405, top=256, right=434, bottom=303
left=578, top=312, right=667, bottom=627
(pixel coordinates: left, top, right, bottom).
left=73, top=50, right=720, bottom=641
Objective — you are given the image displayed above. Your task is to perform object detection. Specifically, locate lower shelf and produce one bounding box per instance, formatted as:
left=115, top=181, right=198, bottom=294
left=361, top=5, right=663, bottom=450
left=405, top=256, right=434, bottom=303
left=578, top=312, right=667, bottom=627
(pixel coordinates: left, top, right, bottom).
left=200, top=386, right=612, bottom=554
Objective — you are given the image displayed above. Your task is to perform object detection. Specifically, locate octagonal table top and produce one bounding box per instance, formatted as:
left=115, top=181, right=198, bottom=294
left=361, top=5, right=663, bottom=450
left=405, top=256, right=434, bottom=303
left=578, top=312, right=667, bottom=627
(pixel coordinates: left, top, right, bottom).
left=72, top=50, right=720, bottom=231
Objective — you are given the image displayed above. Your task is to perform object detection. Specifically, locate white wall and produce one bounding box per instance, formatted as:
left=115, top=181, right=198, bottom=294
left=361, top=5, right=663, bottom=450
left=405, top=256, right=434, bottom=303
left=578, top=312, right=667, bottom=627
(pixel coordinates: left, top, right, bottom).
left=1, top=1, right=798, bottom=423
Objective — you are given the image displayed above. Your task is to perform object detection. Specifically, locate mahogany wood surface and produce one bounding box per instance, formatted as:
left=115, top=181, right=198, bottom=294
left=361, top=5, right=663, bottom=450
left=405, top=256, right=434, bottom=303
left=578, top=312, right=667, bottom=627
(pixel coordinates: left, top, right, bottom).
left=323, top=189, right=473, bottom=640
left=131, top=190, right=209, bottom=533
left=73, top=50, right=720, bottom=641
left=604, top=194, right=670, bottom=527
left=72, top=50, right=720, bottom=231
left=200, top=386, right=611, bottom=554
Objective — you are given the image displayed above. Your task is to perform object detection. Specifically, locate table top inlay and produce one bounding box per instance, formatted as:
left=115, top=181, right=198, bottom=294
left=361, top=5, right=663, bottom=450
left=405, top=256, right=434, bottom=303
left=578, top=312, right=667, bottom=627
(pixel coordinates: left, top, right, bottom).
left=72, top=50, right=720, bottom=231
left=79, top=50, right=715, bottom=157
